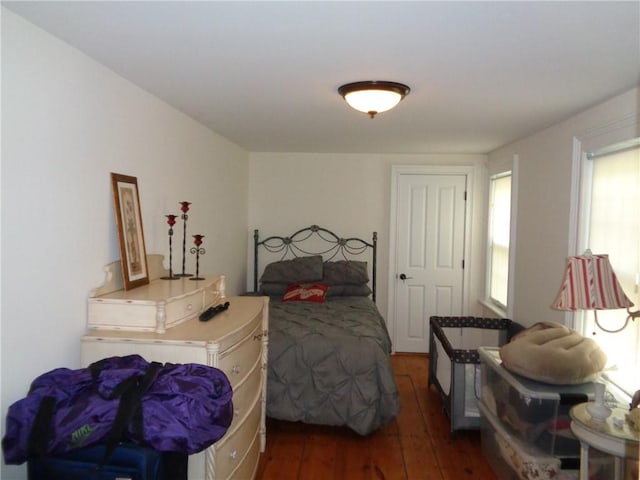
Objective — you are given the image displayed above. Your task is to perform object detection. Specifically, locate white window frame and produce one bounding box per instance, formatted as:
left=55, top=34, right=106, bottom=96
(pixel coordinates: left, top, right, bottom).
left=483, top=155, right=518, bottom=318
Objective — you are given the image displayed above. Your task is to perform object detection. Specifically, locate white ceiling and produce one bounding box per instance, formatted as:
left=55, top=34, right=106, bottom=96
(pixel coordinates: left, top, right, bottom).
left=4, top=1, right=640, bottom=154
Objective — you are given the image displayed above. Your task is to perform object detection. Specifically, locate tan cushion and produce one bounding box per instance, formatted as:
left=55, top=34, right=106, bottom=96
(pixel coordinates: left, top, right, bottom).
left=499, top=321, right=607, bottom=385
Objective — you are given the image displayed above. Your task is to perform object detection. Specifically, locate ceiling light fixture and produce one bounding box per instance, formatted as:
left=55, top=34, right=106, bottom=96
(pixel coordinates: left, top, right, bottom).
left=338, top=81, right=410, bottom=118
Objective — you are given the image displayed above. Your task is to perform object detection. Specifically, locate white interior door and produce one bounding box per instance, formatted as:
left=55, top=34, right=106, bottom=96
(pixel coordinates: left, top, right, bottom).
left=389, top=168, right=468, bottom=353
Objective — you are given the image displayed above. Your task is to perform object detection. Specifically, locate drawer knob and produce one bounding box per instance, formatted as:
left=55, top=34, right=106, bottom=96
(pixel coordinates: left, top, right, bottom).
left=231, top=365, right=241, bottom=375
left=186, top=303, right=193, bottom=311
left=253, top=333, right=263, bottom=341
left=229, top=450, right=238, bottom=460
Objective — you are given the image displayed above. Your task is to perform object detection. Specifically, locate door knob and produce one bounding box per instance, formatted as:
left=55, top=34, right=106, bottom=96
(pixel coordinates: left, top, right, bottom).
left=399, top=273, right=413, bottom=280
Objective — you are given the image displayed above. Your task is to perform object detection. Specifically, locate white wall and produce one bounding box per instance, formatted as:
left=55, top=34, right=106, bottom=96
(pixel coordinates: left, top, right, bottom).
left=488, top=87, right=639, bottom=327
left=248, top=152, right=489, bottom=324
left=1, top=10, right=249, bottom=478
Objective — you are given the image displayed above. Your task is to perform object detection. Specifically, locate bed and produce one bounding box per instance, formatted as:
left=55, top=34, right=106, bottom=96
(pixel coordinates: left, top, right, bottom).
left=253, top=225, right=400, bottom=435
left=428, top=316, right=521, bottom=433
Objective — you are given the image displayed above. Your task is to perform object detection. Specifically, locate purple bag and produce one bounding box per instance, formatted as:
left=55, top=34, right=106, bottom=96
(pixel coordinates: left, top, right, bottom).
left=2, top=355, right=233, bottom=464
left=137, top=362, right=234, bottom=453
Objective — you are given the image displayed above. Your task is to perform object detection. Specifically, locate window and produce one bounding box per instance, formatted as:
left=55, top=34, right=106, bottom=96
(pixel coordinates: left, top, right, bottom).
left=486, top=172, right=512, bottom=311
left=579, top=141, right=640, bottom=395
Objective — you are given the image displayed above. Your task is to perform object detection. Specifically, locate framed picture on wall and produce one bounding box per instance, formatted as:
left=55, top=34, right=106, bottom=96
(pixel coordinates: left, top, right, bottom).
left=111, top=172, right=149, bottom=290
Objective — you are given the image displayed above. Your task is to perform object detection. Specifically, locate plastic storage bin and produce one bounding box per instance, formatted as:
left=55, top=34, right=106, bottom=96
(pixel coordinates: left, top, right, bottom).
left=479, top=346, right=594, bottom=458
left=479, top=401, right=578, bottom=480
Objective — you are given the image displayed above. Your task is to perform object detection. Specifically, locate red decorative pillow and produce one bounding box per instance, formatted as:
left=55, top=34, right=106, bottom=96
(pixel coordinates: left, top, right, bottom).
left=282, top=283, right=328, bottom=303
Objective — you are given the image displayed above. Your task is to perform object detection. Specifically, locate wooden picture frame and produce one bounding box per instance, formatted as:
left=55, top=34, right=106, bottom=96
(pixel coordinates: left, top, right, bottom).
left=111, top=173, right=149, bottom=290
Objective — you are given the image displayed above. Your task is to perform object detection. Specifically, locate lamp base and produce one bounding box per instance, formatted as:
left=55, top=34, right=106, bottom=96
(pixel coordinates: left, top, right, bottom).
left=586, top=402, right=612, bottom=422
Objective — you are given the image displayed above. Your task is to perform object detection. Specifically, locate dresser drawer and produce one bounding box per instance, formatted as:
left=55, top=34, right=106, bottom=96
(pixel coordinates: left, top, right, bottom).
left=215, top=396, right=262, bottom=480
left=219, top=319, right=263, bottom=388
left=229, top=353, right=262, bottom=432
left=164, top=293, right=203, bottom=328
left=161, top=281, right=224, bottom=330
left=225, top=428, right=260, bottom=480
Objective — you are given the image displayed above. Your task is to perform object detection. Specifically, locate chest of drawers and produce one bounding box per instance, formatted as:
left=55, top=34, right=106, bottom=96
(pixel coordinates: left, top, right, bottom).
left=81, top=295, right=269, bottom=480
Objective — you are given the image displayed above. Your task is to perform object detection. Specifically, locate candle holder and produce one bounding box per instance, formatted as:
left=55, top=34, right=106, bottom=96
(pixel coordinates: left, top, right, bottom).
left=160, top=214, right=180, bottom=280
left=175, top=201, right=193, bottom=277
left=189, top=234, right=206, bottom=281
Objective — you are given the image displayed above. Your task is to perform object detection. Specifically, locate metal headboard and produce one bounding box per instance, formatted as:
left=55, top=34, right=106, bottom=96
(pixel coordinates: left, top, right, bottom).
left=253, top=225, right=377, bottom=302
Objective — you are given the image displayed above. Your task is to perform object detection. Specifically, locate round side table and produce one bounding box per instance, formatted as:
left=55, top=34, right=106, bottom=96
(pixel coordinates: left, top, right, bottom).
left=569, top=403, right=639, bottom=480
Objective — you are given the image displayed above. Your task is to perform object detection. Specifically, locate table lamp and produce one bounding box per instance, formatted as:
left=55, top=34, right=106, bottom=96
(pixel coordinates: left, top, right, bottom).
left=552, top=250, right=637, bottom=334
left=553, top=250, right=637, bottom=421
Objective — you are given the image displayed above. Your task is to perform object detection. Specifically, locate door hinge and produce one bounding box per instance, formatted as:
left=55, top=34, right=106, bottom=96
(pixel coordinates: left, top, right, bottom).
left=462, top=259, right=465, bottom=269
left=464, top=191, right=467, bottom=201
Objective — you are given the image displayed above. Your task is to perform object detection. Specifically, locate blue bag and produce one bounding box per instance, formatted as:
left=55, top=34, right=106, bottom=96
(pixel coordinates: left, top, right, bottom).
left=27, top=442, right=186, bottom=480
left=2, top=355, right=233, bottom=465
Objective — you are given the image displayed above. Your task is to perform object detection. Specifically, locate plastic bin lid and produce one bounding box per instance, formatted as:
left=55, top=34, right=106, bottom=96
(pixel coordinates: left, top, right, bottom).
left=478, top=347, right=594, bottom=400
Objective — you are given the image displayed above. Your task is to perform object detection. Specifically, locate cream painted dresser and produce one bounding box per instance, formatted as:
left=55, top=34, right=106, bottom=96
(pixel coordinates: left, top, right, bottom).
left=81, top=257, right=269, bottom=480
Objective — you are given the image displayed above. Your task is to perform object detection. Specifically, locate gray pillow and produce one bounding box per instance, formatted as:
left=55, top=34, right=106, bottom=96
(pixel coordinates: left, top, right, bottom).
left=259, top=282, right=289, bottom=296
left=323, top=260, right=369, bottom=285
left=326, top=284, right=372, bottom=297
left=260, top=255, right=323, bottom=284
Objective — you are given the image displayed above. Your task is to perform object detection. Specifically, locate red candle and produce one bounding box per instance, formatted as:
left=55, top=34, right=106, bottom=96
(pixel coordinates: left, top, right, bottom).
left=179, top=201, right=191, bottom=214
left=193, top=234, right=204, bottom=246
left=166, top=214, right=178, bottom=227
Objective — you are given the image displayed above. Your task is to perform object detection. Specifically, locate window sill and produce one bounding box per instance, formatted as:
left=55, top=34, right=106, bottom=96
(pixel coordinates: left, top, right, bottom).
left=479, top=299, right=508, bottom=319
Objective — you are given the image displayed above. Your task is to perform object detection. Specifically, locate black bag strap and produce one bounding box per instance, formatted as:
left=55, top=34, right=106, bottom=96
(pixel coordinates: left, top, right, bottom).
left=26, top=395, right=56, bottom=460
left=129, top=362, right=163, bottom=442
left=104, top=362, right=162, bottom=456
left=100, top=361, right=162, bottom=463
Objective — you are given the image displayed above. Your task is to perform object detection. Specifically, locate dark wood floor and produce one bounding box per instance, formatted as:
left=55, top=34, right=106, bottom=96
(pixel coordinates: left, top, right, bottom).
left=256, top=353, right=497, bottom=480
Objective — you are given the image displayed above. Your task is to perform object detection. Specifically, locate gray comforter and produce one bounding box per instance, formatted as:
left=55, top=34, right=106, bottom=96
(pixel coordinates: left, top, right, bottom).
left=266, top=296, right=400, bottom=435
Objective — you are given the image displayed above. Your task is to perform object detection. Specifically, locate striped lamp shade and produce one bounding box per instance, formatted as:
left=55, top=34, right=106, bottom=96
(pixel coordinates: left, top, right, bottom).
left=552, top=251, right=634, bottom=311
